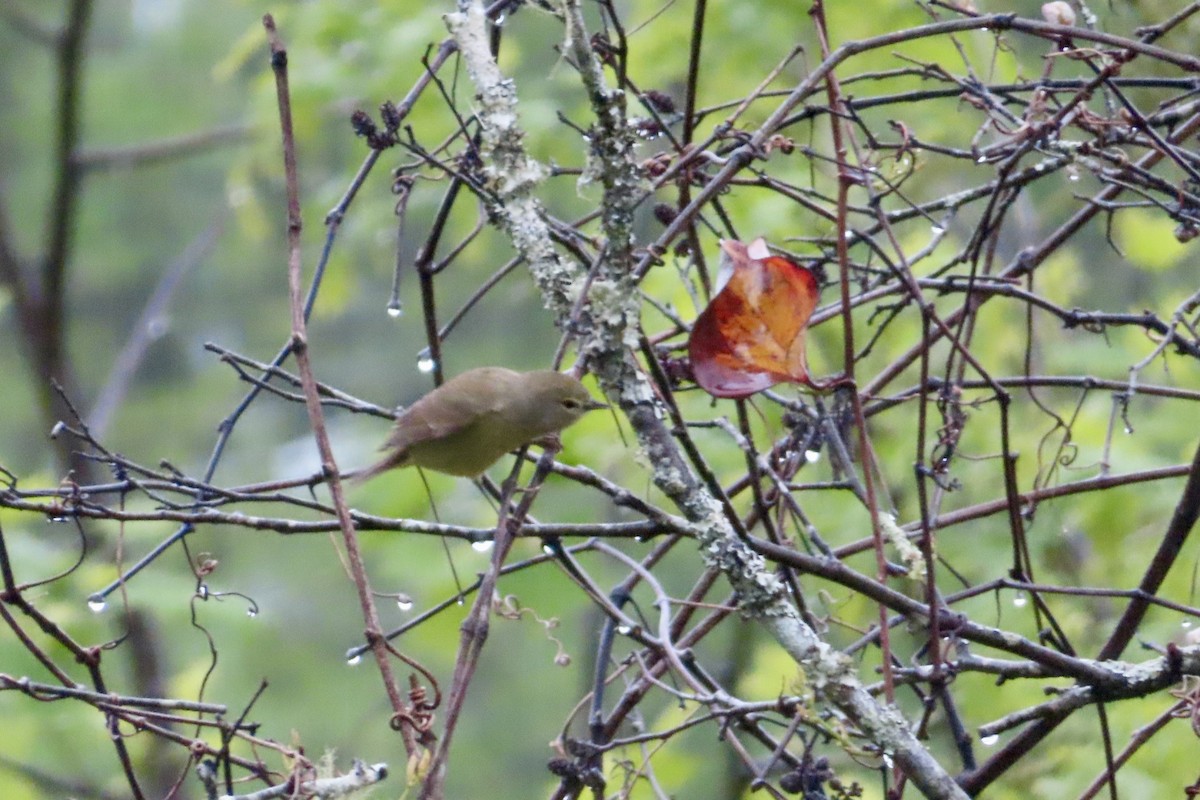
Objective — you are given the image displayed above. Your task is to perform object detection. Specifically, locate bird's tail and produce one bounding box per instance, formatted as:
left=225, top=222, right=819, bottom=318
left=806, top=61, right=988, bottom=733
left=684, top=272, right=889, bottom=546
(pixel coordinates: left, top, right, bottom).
left=346, top=451, right=405, bottom=485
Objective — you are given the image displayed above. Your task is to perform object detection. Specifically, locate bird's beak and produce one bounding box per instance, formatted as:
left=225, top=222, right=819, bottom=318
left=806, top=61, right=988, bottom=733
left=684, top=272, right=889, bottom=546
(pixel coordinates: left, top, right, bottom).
left=585, top=398, right=609, bottom=412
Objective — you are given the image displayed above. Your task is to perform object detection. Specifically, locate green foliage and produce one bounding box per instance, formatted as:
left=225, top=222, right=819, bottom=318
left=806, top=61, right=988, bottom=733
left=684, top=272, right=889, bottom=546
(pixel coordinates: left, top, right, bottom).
left=3, top=1, right=1200, bottom=798
left=1116, top=207, right=1192, bottom=272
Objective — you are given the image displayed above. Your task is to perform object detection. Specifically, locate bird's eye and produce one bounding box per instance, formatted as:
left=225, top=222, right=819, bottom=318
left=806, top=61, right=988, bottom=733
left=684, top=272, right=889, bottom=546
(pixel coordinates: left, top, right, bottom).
left=561, top=398, right=581, bottom=410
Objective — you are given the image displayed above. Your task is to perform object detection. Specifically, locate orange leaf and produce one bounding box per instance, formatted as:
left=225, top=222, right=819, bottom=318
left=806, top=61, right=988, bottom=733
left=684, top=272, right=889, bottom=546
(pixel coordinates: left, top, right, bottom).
left=687, top=238, right=819, bottom=399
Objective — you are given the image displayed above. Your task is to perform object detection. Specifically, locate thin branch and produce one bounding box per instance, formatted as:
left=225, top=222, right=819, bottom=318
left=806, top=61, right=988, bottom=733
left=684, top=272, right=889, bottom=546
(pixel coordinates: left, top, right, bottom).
left=75, top=123, right=252, bottom=171
left=262, top=13, right=417, bottom=757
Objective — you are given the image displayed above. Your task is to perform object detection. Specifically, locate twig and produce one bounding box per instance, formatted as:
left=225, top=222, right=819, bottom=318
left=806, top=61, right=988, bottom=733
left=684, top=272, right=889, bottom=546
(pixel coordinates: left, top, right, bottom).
left=261, top=13, right=418, bottom=757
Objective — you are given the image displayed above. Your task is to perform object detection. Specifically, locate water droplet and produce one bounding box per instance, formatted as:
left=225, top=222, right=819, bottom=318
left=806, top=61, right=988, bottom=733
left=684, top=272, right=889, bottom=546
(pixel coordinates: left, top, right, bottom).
left=397, top=595, right=414, bottom=611
left=1182, top=619, right=1193, bottom=629
left=197, top=585, right=209, bottom=600
left=541, top=543, right=555, bottom=556
left=49, top=421, right=66, bottom=439
left=455, top=596, right=465, bottom=606
left=48, top=516, right=68, bottom=524
left=1123, top=424, right=1133, bottom=435
left=882, top=754, right=894, bottom=769
left=930, top=225, right=945, bottom=237
left=616, top=624, right=632, bottom=635
left=386, top=302, right=403, bottom=319
left=493, top=12, right=506, bottom=25
left=246, top=607, right=258, bottom=618
left=1068, top=171, right=1080, bottom=182
left=976, top=156, right=988, bottom=164
left=87, top=595, right=107, bottom=613
left=1012, top=592, right=1028, bottom=608
left=417, top=352, right=437, bottom=373
left=346, top=652, right=362, bottom=666
left=804, top=450, right=820, bottom=463
left=472, top=540, right=494, bottom=553
left=980, top=734, right=999, bottom=746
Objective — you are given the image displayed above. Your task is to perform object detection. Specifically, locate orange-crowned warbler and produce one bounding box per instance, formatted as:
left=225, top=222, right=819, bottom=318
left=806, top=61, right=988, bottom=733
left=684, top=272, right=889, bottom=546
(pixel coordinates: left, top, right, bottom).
left=355, top=366, right=606, bottom=481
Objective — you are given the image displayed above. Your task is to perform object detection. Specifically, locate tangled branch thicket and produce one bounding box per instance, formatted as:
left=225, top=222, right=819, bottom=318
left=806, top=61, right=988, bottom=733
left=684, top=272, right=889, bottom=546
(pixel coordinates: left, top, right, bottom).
left=4, top=2, right=1200, bottom=798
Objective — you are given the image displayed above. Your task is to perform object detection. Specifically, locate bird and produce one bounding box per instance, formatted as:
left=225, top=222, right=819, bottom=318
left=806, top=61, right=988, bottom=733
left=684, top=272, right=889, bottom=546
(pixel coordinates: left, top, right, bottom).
left=353, top=366, right=607, bottom=481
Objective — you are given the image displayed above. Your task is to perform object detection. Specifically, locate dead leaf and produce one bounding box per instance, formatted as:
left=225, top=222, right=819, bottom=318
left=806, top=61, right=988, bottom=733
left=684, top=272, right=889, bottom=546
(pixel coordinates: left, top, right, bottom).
left=687, top=238, right=820, bottom=399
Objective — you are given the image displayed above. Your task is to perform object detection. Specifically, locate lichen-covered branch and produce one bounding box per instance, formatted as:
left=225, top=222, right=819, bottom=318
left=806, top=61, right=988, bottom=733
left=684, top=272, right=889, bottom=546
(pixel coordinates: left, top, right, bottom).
left=445, top=1, right=968, bottom=796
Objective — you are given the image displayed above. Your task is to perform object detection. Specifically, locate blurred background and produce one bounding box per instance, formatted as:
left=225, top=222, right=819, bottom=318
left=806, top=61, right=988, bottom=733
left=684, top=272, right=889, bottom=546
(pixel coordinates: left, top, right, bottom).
left=2, top=1, right=1200, bottom=798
